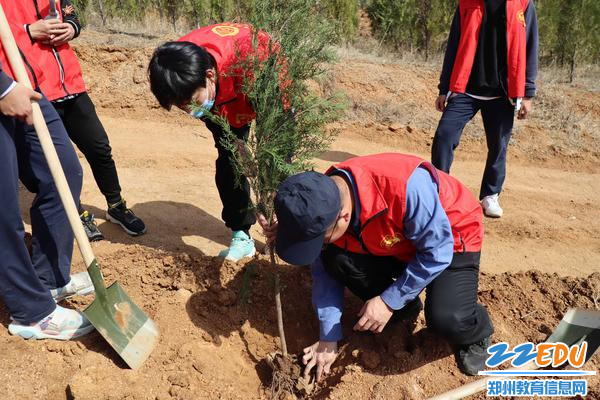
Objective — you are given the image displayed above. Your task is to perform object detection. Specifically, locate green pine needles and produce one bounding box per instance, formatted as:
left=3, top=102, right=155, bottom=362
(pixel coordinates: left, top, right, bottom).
left=202, top=0, right=346, bottom=223
left=197, top=0, right=345, bottom=363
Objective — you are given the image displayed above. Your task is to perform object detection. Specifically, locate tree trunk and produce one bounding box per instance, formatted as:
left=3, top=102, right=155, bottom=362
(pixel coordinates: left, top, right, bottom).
left=569, top=46, right=577, bottom=83
left=96, top=0, right=106, bottom=26
left=271, top=250, right=288, bottom=357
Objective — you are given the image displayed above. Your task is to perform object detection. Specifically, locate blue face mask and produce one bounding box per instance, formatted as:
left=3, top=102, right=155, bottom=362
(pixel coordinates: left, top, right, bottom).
left=189, top=98, right=215, bottom=119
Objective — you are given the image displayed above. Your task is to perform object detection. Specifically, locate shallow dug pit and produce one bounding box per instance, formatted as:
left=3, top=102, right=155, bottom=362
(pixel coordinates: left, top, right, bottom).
left=0, top=244, right=598, bottom=399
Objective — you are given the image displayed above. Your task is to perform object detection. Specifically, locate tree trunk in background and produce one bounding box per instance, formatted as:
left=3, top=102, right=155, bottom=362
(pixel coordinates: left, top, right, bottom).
left=96, top=0, right=106, bottom=26
left=569, top=46, right=577, bottom=83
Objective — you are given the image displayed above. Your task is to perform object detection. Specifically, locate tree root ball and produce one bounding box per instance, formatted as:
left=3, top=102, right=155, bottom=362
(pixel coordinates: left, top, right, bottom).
left=265, top=352, right=315, bottom=399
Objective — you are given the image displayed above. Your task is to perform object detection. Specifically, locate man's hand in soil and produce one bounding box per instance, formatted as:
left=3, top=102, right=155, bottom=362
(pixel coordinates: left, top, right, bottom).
left=302, top=340, right=338, bottom=382
left=0, top=83, right=42, bottom=125
left=353, top=295, right=393, bottom=333
left=517, top=98, right=532, bottom=120
left=257, top=213, right=278, bottom=246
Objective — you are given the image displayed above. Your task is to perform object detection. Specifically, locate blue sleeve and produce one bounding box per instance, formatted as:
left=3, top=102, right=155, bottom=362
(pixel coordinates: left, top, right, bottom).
left=311, top=256, right=345, bottom=342
left=380, top=167, right=454, bottom=310
left=524, top=1, right=538, bottom=98
left=438, top=7, right=460, bottom=96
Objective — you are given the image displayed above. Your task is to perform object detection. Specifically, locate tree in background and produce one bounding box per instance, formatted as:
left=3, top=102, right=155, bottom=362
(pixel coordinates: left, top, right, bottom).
left=367, top=0, right=455, bottom=60
left=538, top=0, right=600, bottom=82
left=324, top=0, right=360, bottom=40
left=72, top=0, right=359, bottom=42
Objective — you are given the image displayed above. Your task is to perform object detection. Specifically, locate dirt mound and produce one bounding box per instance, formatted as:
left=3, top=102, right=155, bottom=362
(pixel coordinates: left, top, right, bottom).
left=1, top=245, right=597, bottom=399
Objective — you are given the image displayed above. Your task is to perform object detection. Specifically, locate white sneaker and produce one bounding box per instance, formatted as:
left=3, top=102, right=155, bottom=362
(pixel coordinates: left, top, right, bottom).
left=50, top=272, right=95, bottom=302
left=8, top=305, right=94, bottom=340
left=481, top=194, right=503, bottom=218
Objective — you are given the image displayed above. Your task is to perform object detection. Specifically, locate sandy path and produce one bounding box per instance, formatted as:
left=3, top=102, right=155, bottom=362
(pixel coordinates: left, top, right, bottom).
left=72, top=113, right=599, bottom=278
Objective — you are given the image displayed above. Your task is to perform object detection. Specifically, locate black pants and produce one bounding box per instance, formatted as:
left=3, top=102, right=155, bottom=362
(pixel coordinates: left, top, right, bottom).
left=53, top=93, right=122, bottom=206
left=322, top=245, right=494, bottom=346
left=204, top=119, right=256, bottom=232
left=431, top=94, right=515, bottom=199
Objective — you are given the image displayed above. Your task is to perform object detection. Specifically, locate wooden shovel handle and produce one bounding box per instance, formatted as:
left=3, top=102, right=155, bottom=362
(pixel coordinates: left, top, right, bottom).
left=428, top=361, right=538, bottom=399
left=0, top=4, right=96, bottom=268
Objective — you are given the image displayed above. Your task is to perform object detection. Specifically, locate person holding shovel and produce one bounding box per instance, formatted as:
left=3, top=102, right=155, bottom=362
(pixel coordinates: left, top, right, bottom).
left=20, top=0, right=146, bottom=240
left=432, top=0, right=539, bottom=218
left=148, top=23, right=278, bottom=262
left=0, top=36, right=94, bottom=340
left=259, top=153, right=494, bottom=379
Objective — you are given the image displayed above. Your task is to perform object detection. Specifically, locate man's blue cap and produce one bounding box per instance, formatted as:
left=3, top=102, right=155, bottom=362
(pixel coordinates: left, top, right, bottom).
left=274, top=171, right=341, bottom=265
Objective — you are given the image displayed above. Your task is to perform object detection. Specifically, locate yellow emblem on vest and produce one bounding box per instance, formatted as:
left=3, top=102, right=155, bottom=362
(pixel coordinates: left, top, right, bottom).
left=517, top=10, right=526, bottom=27
left=212, top=25, right=240, bottom=37
left=381, top=233, right=403, bottom=249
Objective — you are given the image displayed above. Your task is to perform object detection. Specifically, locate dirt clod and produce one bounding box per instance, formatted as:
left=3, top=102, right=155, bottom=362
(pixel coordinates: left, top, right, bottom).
left=360, top=350, right=381, bottom=370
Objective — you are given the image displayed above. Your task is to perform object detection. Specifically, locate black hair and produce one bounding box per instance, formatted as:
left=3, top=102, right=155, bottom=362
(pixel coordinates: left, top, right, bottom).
left=148, top=41, right=215, bottom=110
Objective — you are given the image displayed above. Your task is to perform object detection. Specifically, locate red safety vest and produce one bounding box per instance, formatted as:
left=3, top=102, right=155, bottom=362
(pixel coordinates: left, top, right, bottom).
left=178, top=23, right=274, bottom=128
left=449, top=0, right=529, bottom=98
left=26, top=0, right=87, bottom=100
left=329, top=153, right=484, bottom=261
left=0, top=1, right=45, bottom=87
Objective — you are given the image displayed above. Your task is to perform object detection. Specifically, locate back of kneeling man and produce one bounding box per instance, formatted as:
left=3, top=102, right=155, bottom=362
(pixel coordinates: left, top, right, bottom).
left=267, top=153, right=493, bottom=381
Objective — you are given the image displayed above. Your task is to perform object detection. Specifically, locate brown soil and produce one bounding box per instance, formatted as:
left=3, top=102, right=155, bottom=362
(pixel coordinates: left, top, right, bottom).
left=4, top=30, right=600, bottom=399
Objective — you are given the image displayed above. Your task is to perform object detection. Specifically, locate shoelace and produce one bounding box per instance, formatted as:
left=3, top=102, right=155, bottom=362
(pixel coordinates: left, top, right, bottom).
left=111, top=200, right=136, bottom=219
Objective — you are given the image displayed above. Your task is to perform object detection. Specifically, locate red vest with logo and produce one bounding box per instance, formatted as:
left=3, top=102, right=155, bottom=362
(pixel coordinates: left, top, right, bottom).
left=329, top=153, right=483, bottom=261
left=179, top=23, right=273, bottom=128
left=450, top=0, right=529, bottom=98
left=27, top=0, right=87, bottom=100
left=0, top=1, right=45, bottom=87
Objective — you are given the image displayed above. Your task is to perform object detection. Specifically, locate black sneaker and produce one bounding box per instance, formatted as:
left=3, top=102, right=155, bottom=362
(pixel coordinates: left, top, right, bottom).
left=106, top=198, right=146, bottom=236
left=457, top=336, right=491, bottom=375
left=80, top=210, right=104, bottom=242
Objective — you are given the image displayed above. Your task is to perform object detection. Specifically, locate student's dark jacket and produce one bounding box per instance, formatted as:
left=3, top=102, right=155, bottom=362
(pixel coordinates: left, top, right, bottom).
left=438, top=0, right=539, bottom=99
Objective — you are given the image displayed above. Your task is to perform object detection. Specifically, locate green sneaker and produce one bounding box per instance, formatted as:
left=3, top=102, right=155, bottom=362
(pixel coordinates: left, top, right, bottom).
left=218, top=231, right=256, bottom=262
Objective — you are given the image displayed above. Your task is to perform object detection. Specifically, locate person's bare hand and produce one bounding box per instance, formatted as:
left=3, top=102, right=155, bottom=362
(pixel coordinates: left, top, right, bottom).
left=50, top=23, right=75, bottom=46
left=28, top=19, right=64, bottom=42
left=353, top=295, right=394, bottom=333
left=517, top=98, right=532, bottom=120
left=256, top=213, right=278, bottom=246
left=0, top=83, right=42, bottom=125
left=302, top=341, right=338, bottom=382
left=435, top=94, right=446, bottom=112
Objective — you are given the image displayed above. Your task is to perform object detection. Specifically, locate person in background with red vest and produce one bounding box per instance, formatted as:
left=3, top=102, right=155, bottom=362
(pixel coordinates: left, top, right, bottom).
left=258, top=153, right=494, bottom=380
left=23, top=0, right=146, bottom=239
left=432, top=0, right=539, bottom=218
left=148, top=23, right=275, bottom=262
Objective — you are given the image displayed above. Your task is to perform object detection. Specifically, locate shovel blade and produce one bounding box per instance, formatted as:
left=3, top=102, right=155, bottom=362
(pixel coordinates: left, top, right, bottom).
left=548, top=308, right=600, bottom=363
left=83, top=281, right=159, bottom=369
